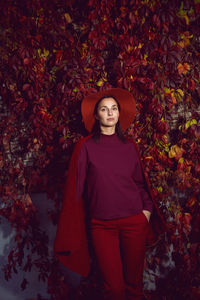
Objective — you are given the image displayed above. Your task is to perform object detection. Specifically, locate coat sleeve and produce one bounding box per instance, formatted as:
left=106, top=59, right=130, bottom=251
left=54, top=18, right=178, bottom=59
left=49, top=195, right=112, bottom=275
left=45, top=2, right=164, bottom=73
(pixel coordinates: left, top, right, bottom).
left=54, top=136, right=92, bottom=277
left=76, top=143, right=88, bottom=201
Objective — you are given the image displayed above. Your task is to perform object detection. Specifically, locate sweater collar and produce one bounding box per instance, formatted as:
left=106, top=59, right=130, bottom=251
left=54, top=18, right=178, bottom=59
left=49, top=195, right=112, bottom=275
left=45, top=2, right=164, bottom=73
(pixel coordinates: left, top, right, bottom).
left=100, top=132, right=118, bottom=142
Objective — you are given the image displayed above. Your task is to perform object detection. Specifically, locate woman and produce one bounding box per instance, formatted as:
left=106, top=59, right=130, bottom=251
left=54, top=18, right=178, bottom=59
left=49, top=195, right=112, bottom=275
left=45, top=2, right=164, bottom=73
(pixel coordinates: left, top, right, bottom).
left=54, top=88, right=166, bottom=300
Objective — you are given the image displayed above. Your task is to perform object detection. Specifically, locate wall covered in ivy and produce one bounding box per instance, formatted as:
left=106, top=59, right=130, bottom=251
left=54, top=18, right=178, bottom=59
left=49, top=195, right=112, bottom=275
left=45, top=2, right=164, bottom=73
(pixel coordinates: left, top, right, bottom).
left=0, top=0, right=199, bottom=299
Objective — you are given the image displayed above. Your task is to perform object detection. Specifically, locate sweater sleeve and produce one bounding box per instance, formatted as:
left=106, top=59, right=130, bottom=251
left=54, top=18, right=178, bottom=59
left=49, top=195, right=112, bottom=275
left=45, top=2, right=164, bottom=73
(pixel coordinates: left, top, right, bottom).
left=132, top=146, right=154, bottom=213
left=76, top=143, right=88, bottom=201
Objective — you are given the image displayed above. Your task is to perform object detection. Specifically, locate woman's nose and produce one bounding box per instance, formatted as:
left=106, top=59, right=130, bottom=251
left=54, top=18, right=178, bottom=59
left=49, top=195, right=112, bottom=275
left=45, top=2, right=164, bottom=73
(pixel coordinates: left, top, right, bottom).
left=108, top=109, right=113, bottom=115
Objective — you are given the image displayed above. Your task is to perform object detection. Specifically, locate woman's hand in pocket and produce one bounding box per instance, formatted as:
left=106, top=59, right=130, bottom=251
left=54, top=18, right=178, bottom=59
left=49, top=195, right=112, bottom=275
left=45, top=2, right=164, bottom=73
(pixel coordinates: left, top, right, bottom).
left=142, top=210, right=151, bottom=222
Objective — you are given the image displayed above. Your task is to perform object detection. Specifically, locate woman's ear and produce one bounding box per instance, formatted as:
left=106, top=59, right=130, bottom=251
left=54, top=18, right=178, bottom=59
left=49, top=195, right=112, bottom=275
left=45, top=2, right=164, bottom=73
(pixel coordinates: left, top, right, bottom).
left=94, top=114, right=99, bottom=120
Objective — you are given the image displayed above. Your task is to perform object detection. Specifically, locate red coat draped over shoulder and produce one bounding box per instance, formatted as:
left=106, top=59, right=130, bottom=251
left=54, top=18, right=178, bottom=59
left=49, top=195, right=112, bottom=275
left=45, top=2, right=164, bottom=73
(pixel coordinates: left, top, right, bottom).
left=54, top=135, right=167, bottom=277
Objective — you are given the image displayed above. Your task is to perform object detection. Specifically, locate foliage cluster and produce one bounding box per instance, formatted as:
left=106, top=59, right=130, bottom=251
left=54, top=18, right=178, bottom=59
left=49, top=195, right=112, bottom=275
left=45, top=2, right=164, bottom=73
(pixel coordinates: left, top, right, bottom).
left=0, top=0, right=200, bottom=299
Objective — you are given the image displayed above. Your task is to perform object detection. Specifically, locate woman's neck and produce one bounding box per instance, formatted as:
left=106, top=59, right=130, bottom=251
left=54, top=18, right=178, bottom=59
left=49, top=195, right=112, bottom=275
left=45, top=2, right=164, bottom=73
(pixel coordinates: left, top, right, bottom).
left=100, top=126, right=116, bottom=135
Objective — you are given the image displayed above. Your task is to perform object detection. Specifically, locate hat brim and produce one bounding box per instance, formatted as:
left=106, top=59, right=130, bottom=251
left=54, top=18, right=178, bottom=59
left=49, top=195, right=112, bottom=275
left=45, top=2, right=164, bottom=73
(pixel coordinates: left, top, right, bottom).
left=81, top=88, right=136, bottom=132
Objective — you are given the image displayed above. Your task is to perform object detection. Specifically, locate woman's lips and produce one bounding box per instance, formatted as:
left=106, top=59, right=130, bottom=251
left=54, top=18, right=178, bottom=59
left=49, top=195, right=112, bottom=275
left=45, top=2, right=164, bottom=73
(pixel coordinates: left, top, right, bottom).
left=107, top=118, right=114, bottom=121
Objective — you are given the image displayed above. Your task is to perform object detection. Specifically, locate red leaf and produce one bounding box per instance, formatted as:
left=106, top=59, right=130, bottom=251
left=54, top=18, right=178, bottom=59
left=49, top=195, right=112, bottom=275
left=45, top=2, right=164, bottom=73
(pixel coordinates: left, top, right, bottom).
left=153, top=14, right=161, bottom=29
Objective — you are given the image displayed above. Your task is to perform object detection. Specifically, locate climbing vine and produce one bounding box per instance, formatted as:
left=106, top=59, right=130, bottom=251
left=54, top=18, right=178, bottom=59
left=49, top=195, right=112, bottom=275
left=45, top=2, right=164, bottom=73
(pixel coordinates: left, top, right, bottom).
left=0, top=0, right=199, bottom=299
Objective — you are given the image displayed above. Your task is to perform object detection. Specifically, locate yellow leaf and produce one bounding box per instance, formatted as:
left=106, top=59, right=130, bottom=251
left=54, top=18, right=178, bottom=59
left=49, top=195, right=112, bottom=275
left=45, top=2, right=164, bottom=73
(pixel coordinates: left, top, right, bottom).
left=164, top=146, right=169, bottom=152
left=169, top=146, right=176, bottom=158
left=103, top=72, right=107, bottom=81
left=97, top=80, right=104, bottom=87
left=38, top=48, right=49, bottom=58
left=164, top=87, right=171, bottom=94
left=64, top=13, right=72, bottom=23
left=190, top=119, right=197, bottom=125
left=185, top=120, right=191, bottom=130
left=178, top=157, right=184, bottom=164
left=178, top=124, right=182, bottom=130
left=169, top=145, right=183, bottom=159
left=82, top=43, right=88, bottom=52
left=177, top=89, right=184, bottom=97
left=180, top=1, right=184, bottom=11
left=43, top=49, right=49, bottom=57
left=185, top=119, right=197, bottom=129
left=157, top=186, right=163, bottom=193
left=184, top=15, right=189, bottom=25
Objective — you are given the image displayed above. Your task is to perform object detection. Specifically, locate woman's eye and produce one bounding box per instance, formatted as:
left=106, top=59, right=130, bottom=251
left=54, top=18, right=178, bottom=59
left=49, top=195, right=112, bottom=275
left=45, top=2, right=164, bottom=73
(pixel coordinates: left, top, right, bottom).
left=113, top=107, right=118, bottom=110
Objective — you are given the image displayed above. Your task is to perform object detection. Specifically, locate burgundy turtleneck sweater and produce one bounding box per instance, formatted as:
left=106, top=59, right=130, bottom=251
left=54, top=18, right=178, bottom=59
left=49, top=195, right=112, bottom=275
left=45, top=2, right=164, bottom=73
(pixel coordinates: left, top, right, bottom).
left=77, top=133, right=153, bottom=220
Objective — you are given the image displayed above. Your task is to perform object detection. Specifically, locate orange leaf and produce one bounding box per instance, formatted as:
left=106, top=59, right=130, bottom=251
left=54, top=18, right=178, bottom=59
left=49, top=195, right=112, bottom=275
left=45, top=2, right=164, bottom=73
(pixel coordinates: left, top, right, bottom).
left=177, top=63, right=190, bottom=75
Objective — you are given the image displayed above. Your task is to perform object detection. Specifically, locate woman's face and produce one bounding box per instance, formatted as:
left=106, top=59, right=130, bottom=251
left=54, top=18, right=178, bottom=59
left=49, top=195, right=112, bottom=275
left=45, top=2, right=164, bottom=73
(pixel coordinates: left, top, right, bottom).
left=95, top=97, right=119, bottom=129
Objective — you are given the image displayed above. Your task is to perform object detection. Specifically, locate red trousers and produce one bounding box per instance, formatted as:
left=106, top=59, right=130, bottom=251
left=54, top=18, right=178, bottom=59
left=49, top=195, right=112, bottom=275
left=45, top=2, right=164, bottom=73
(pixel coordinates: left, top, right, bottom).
left=90, top=212, right=149, bottom=300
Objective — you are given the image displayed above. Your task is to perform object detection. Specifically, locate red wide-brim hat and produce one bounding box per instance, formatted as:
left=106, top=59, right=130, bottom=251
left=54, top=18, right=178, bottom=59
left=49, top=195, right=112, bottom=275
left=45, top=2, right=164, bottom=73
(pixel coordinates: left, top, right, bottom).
left=81, top=88, right=136, bottom=132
